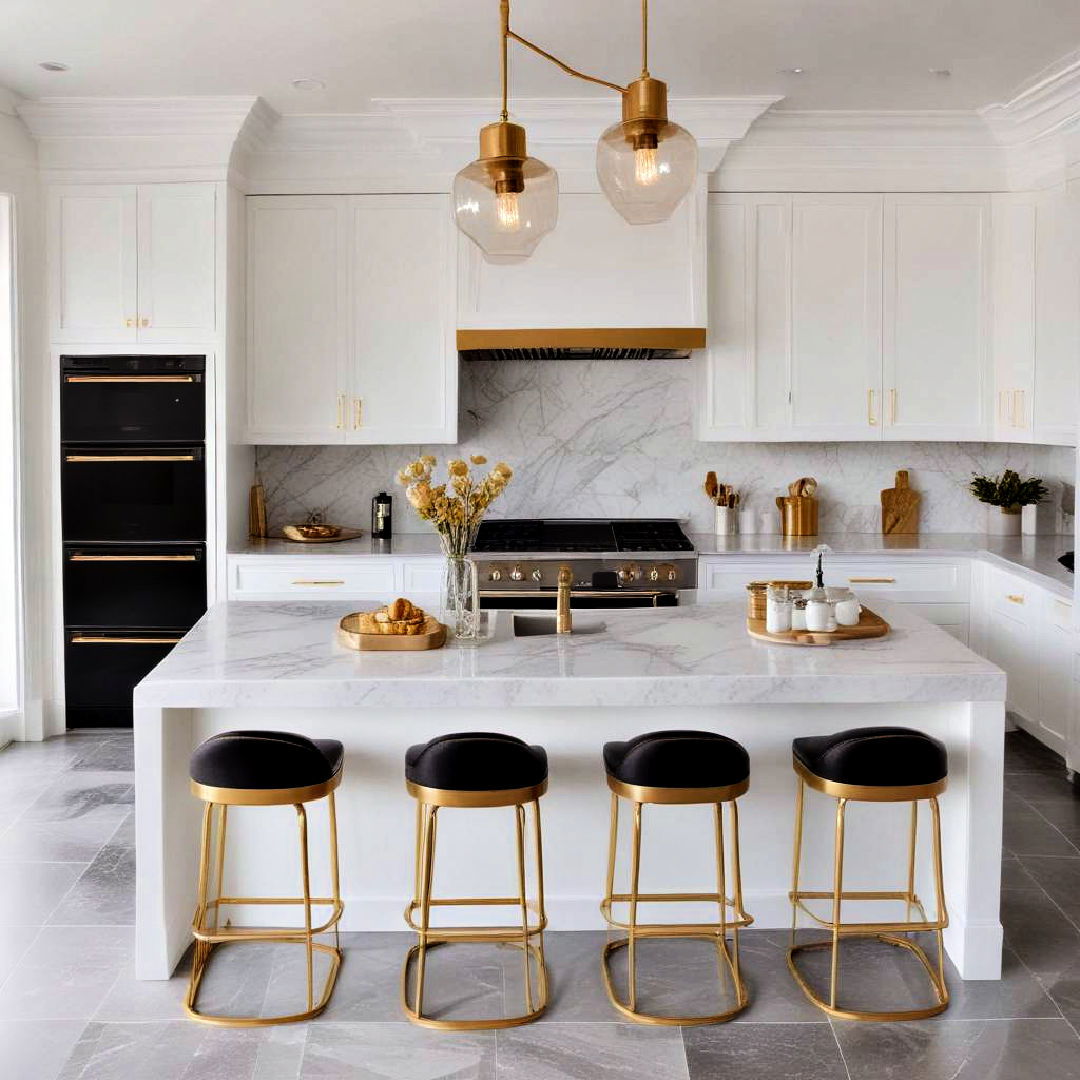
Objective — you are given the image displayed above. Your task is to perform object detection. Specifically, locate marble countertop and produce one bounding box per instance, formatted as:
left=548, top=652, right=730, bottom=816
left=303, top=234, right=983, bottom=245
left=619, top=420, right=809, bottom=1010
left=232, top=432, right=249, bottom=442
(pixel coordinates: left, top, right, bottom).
left=134, top=600, right=1004, bottom=710
left=235, top=534, right=444, bottom=557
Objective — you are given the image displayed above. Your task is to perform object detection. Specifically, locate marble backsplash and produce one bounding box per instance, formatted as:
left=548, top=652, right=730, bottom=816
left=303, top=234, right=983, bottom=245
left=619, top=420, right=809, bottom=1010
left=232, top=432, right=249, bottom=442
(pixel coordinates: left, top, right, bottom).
left=256, top=360, right=1077, bottom=535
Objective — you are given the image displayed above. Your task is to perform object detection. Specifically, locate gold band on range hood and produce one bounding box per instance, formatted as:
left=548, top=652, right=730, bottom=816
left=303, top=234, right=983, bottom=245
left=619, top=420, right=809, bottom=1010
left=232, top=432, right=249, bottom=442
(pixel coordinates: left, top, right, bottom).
left=457, top=328, right=706, bottom=353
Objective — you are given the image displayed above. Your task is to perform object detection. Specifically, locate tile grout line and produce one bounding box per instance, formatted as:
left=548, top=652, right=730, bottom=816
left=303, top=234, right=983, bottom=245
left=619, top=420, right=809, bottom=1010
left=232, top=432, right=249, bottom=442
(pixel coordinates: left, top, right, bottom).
left=827, top=1017, right=854, bottom=1080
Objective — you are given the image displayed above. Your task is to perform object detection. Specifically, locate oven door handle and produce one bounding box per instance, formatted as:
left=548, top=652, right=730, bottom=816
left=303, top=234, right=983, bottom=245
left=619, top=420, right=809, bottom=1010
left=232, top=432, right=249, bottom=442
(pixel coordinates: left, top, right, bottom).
left=70, top=633, right=185, bottom=645
left=67, top=553, right=200, bottom=562
left=64, top=453, right=198, bottom=463
left=63, top=375, right=197, bottom=384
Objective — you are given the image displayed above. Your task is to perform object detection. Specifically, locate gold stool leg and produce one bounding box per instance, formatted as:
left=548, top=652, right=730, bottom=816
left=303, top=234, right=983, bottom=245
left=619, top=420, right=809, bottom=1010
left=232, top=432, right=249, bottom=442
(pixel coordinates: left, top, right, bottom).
left=627, top=801, right=643, bottom=1013
left=515, top=803, right=534, bottom=1014
left=930, top=795, right=948, bottom=994
left=790, top=778, right=805, bottom=949
left=713, top=801, right=728, bottom=991
left=412, top=804, right=438, bottom=1021
left=531, top=799, right=548, bottom=984
left=829, top=797, right=848, bottom=1010
left=296, top=804, right=314, bottom=1013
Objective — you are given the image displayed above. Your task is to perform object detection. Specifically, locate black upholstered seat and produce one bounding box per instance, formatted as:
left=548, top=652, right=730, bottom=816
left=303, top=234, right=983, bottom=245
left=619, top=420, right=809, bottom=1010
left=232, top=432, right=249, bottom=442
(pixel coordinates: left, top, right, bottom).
left=603, top=730, right=750, bottom=789
left=405, top=732, right=548, bottom=791
left=793, top=726, right=947, bottom=788
left=189, top=730, right=344, bottom=790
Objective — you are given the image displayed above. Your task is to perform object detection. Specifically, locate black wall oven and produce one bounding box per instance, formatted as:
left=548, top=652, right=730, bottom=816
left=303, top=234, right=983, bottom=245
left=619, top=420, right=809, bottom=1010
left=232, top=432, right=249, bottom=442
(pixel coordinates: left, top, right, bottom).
left=60, top=355, right=208, bottom=728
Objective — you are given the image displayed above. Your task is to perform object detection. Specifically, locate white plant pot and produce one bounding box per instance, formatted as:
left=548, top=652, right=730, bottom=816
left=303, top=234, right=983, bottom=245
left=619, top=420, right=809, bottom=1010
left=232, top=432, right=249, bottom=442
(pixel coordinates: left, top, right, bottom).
left=715, top=506, right=738, bottom=536
left=987, top=507, right=1022, bottom=537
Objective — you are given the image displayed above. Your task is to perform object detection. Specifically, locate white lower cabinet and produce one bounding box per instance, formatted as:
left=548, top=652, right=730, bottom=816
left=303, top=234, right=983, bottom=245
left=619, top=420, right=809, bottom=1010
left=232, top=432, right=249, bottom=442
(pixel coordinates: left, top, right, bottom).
left=228, top=555, right=443, bottom=602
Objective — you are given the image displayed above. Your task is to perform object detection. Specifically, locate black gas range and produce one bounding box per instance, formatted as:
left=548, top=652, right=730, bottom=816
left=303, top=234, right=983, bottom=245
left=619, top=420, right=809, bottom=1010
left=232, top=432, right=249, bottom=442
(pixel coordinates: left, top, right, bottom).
left=472, top=518, right=697, bottom=609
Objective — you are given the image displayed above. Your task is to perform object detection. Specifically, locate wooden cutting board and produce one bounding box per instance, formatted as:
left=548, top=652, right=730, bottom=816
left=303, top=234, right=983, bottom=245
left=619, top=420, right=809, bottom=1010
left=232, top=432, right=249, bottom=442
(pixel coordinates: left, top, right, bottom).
left=337, top=613, right=447, bottom=651
left=881, top=469, right=921, bottom=535
left=747, top=607, right=890, bottom=646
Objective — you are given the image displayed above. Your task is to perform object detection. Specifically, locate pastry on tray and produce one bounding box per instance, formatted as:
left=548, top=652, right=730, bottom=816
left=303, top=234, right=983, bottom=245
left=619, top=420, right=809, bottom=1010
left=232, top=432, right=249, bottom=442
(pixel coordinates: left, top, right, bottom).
left=358, top=598, right=428, bottom=635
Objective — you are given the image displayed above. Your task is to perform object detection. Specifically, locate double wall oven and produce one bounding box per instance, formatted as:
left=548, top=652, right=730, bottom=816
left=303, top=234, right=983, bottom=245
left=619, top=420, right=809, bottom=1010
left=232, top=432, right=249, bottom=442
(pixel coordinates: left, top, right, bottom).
left=60, top=355, right=207, bottom=727
left=472, top=519, right=696, bottom=609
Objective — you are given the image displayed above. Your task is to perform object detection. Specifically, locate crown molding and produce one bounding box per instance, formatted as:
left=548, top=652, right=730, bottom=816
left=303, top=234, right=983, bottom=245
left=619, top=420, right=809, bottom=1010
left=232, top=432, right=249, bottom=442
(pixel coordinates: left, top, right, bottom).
left=17, top=95, right=260, bottom=139
left=981, top=49, right=1080, bottom=147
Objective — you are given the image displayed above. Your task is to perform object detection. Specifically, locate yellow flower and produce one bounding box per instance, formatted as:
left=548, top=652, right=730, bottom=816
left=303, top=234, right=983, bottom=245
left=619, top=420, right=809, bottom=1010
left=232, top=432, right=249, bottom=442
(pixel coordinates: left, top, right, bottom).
left=470, top=455, right=488, bottom=465
left=447, top=459, right=468, bottom=478
left=421, top=455, right=436, bottom=467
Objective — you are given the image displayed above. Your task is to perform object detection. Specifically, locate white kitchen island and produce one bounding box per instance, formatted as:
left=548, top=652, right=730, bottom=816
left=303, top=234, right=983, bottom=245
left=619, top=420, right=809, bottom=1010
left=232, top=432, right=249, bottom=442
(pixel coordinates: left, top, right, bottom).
left=133, top=600, right=1006, bottom=982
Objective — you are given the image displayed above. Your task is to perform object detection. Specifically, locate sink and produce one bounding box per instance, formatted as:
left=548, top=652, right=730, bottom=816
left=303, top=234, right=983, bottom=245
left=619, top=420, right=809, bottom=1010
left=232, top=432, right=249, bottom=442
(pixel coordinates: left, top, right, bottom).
left=513, top=614, right=606, bottom=638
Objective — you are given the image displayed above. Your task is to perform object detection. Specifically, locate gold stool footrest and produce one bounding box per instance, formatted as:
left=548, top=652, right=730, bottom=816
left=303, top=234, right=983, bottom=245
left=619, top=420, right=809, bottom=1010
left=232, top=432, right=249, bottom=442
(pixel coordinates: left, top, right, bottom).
left=788, top=934, right=949, bottom=1022
left=185, top=938, right=343, bottom=1027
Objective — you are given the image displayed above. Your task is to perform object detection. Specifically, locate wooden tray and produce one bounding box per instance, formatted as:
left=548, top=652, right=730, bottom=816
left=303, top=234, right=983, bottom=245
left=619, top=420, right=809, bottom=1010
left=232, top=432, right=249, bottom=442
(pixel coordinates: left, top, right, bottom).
left=337, top=613, right=446, bottom=651
left=282, top=525, right=364, bottom=544
left=747, top=607, right=890, bottom=646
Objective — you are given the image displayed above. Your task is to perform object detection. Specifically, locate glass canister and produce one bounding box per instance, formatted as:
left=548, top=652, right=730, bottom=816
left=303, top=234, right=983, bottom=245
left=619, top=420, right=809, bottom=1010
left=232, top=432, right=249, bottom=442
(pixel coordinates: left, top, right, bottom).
left=792, top=597, right=808, bottom=630
left=827, top=586, right=861, bottom=627
left=805, top=596, right=837, bottom=633
left=766, top=584, right=793, bottom=634
left=746, top=581, right=769, bottom=621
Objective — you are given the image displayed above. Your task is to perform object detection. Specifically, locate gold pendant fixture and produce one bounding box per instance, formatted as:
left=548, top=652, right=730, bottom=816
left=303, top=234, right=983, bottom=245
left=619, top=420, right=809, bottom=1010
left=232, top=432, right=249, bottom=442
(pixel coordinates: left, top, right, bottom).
left=453, top=0, right=698, bottom=262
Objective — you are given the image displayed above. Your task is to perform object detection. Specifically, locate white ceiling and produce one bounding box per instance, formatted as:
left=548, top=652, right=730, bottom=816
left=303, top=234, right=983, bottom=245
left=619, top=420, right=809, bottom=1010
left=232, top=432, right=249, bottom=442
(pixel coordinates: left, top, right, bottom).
left=2, top=0, right=1079, bottom=114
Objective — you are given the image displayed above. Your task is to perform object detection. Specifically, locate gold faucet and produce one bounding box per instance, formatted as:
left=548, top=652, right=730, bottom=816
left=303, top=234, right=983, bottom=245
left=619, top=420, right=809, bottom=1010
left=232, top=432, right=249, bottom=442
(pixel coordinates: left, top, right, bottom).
left=556, top=564, right=573, bottom=634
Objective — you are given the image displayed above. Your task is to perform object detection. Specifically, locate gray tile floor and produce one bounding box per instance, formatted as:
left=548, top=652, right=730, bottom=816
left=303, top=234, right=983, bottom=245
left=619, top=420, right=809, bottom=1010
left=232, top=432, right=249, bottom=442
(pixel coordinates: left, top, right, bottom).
left=0, top=728, right=1079, bottom=1079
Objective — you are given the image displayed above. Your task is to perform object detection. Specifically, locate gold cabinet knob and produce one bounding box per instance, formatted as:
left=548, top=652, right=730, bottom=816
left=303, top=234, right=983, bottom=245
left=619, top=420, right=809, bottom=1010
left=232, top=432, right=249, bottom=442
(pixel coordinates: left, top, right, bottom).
left=124, top=318, right=136, bottom=328
left=140, top=318, right=150, bottom=327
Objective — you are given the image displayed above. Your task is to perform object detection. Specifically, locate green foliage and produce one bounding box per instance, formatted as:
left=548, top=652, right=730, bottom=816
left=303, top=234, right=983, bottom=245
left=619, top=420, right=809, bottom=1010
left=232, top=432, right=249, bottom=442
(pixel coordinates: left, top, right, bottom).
left=968, top=469, right=1048, bottom=508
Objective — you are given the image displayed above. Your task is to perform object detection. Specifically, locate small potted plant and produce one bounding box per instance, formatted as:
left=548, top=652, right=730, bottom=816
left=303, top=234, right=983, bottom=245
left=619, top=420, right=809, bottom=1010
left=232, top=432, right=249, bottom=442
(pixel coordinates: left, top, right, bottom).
left=968, top=469, right=1047, bottom=536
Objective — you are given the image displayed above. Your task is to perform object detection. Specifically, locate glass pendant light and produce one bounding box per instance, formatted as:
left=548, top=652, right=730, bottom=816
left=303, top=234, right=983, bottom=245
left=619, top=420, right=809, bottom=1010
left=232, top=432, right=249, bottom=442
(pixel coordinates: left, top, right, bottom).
left=595, top=5, right=698, bottom=225
left=453, top=1, right=558, bottom=263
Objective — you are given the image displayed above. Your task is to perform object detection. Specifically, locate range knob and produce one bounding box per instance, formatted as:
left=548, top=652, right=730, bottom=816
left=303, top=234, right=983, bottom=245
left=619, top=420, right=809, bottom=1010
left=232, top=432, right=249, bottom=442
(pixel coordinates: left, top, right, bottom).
left=616, top=563, right=638, bottom=585
left=489, top=568, right=502, bottom=582
left=648, top=566, right=660, bottom=582
left=531, top=567, right=544, bottom=582
left=510, top=564, right=524, bottom=582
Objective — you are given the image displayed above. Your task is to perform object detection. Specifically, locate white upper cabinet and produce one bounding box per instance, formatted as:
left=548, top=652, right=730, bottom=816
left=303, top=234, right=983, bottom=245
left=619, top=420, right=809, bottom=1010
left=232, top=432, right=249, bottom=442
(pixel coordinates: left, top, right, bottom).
left=789, top=195, right=883, bottom=439
left=882, top=195, right=990, bottom=441
left=245, top=194, right=458, bottom=445
left=458, top=190, right=705, bottom=330
left=991, top=188, right=1078, bottom=446
left=136, top=184, right=218, bottom=343
left=246, top=197, right=349, bottom=444
left=348, top=195, right=457, bottom=444
left=49, top=183, right=217, bottom=345
left=49, top=186, right=138, bottom=343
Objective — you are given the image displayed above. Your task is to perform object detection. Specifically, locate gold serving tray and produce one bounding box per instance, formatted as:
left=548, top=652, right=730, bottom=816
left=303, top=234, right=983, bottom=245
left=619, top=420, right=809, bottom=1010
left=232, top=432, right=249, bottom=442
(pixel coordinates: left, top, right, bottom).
left=747, top=607, right=890, bottom=647
left=337, top=613, right=447, bottom=651
left=282, top=525, right=365, bottom=544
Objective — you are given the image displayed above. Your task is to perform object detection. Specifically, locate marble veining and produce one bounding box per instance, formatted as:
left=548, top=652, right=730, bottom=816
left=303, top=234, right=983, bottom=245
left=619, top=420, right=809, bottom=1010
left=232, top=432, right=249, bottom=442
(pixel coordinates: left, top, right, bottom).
left=255, top=360, right=1076, bottom=535
left=134, top=600, right=1005, bottom=710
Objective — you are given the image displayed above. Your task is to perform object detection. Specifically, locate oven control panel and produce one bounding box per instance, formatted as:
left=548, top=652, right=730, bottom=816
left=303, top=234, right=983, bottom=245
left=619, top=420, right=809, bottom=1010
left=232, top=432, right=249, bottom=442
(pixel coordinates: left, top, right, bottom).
left=475, top=557, right=695, bottom=592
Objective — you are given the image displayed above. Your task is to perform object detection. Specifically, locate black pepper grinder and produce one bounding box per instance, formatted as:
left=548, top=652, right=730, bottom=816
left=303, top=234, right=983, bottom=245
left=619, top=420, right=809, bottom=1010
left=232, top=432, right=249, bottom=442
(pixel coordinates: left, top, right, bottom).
left=371, top=491, right=393, bottom=540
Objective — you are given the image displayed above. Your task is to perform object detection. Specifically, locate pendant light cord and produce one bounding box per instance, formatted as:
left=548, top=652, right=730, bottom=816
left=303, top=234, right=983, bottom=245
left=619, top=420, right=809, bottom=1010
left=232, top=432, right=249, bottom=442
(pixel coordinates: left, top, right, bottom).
left=641, top=0, right=649, bottom=77
left=500, top=0, right=510, bottom=120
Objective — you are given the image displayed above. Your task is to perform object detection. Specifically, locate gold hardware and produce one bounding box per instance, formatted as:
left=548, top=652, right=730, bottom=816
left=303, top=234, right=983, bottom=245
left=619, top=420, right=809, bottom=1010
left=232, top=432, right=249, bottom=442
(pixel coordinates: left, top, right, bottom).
left=71, top=634, right=184, bottom=644
left=291, top=579, right=345, bottom=586
left=140, top=317, right=150, bottom=327
left=848, top=576, right=896, bottom=584
left=601, top=777, right=752, bottom=1024
left=124, top=318, right=136, bottom=328
left=1006, top=594, right=1025, bottom=604
left=335, top=392, right=344, bottom=430
left=888, top=387, right=897, bottom=425
left=788, top=760, right=949, bottom=1021
left=457, top=328, right=706, bottom=351
left=556, top=564, right=573, bottom=634
left=64, top=453, right=196, bottom=462
left=187, top=773, right=343, bottom=1025
left=402, top=779, right=548, bottom=1029
left=64, top=375, right=196, bottom=384
left=353, top=397, right=362, bottom=429
left=69, top=553, right=198, bottom=562
left=867, top=389, right=877, bottom=426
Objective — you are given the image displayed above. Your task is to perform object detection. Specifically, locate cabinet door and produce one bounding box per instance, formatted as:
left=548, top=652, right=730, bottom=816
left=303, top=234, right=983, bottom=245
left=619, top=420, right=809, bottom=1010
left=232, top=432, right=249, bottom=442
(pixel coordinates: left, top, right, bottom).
left=49, top=186, right=137, bottom=343
left=990, top=196, right=1036, bottom=440
left=883, top=195, right=990, bottom=440
left=697, top=194, right=791, bottom=439
left=1032, top=188, right=1079, bottom=445
left=1037, top=594, right=1074, bottom=755
left=136, top=184, right=217, bottom=343
left=789, top=195, right=883, bottom=439
left=347, top=195, right=457, bottom=444
left=246, top=197, right=349, bottom=443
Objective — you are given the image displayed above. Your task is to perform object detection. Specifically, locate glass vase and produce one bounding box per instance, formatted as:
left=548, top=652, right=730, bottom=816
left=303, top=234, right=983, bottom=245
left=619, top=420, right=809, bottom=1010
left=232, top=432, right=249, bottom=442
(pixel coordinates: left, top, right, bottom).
left=442, top=555, right=482, bottom=644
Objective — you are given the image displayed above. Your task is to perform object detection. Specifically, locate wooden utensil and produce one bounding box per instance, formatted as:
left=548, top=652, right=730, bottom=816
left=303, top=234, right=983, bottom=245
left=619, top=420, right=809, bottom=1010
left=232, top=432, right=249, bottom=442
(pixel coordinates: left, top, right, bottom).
left=704, top=471, right=719, bottom=501
left=338, top=613, right=447, bottom=651
left=881, top=469, right=921, bottom=535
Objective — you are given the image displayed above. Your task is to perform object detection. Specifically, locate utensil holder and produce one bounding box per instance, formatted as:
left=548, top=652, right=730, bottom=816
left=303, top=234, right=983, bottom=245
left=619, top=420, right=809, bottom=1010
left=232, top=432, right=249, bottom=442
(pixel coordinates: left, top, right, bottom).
left=776, top=495, right=819, bottom=537
left=715, top=506, right=738, bottom=536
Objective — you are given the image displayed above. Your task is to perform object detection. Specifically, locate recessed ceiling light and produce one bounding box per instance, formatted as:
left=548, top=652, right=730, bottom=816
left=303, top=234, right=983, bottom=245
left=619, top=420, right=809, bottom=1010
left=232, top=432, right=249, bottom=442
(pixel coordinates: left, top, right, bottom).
left=291, top=77, right=326, bottom=92
left=930, top=68, right=951, bottom=78
left=38, top=61, right=70, bottom=72
left=780, top=67, right=806, bottom=75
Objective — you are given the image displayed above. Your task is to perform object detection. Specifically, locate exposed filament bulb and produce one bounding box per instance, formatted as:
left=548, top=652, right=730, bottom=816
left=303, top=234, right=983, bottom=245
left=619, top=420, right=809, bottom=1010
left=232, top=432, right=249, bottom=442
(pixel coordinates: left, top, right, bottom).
left=634, top=145, right=660, bottom=186
left=496, top=191, right=521, bottom=230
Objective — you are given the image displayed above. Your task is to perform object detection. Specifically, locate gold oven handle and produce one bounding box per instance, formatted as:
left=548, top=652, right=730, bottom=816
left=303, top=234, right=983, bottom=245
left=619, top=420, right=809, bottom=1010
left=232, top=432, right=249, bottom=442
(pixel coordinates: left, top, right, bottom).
left=68, top=553, right=198, bottom=562
left=848, top=577, right=896, bottom=584
left=70, top=634, right=185, bottom=645
left=64, top=375, right=196, bottom=384
left=64, top=454, right=197, bottom=462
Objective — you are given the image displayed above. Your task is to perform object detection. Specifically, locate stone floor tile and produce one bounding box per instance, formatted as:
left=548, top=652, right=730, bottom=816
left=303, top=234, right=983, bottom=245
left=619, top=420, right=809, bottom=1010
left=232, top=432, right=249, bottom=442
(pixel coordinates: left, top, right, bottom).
left=0, top=816, right=124, bottom=864
left=1004, top=770, right=1080, bottom=804
left=0, top=1018, right=86, bottom=1080
left=49, top=843, right=136, bottom=926
left=20, top=772, right=133, bottom=826
left=0, top=925, right=41, bottom=985
left=1016, top=856, right=1080, bottom=922
left=1004, top=730, right=1066, bottom=775
left=71, top=735, right=135, bottom=773
left=0, top=862, right=85, bottom=925
left=1001, top=855, right=1039, bottom=890
left=497, top=1022, right=689, bottom=1080
left=683, top=1021, right=845, bottom=1080
left=1003, top=805, right=1080, bottom=857
left=832, top=1017, right=1080, bottom=1080
left=1001, top=889, right=1080, bottom=979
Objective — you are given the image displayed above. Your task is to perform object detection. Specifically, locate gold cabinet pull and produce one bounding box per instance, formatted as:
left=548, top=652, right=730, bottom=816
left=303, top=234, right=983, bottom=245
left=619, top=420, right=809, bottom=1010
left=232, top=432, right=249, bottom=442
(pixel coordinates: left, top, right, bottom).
left=71, top=633, right=184, bottom=645
left=849, top=577, right=896, bottom=584
left=354, top=397, right=363, bottom=429
left=65, top=453, right=196, bottom=462
left=64, top=375, right=196, bottom=384
left=887, top=388, right=897, bottom=425
left=867, top=389, right=877, bottom=426
left=140, top=318, right=150, bottom=327
left=1006, top=594, right=1025, bottom=604
left=124, top=318, right=136, bottom=328
left=290, top=579, right=346, bottom=586
left=68, top=553, right=198, bottom=562
left=335, top=392, right=345, bottom=430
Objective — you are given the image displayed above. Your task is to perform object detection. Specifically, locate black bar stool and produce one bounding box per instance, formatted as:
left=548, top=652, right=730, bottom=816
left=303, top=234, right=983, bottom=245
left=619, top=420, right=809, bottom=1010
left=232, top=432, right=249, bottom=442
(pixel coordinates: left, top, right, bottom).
left=402, top=732, right=549, bottom=1030
left=186, top=730, right=344, bottom=1026
left=788, top=726, right=949, bottom=1021
left=600, top=730, right=753, bottom=1025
